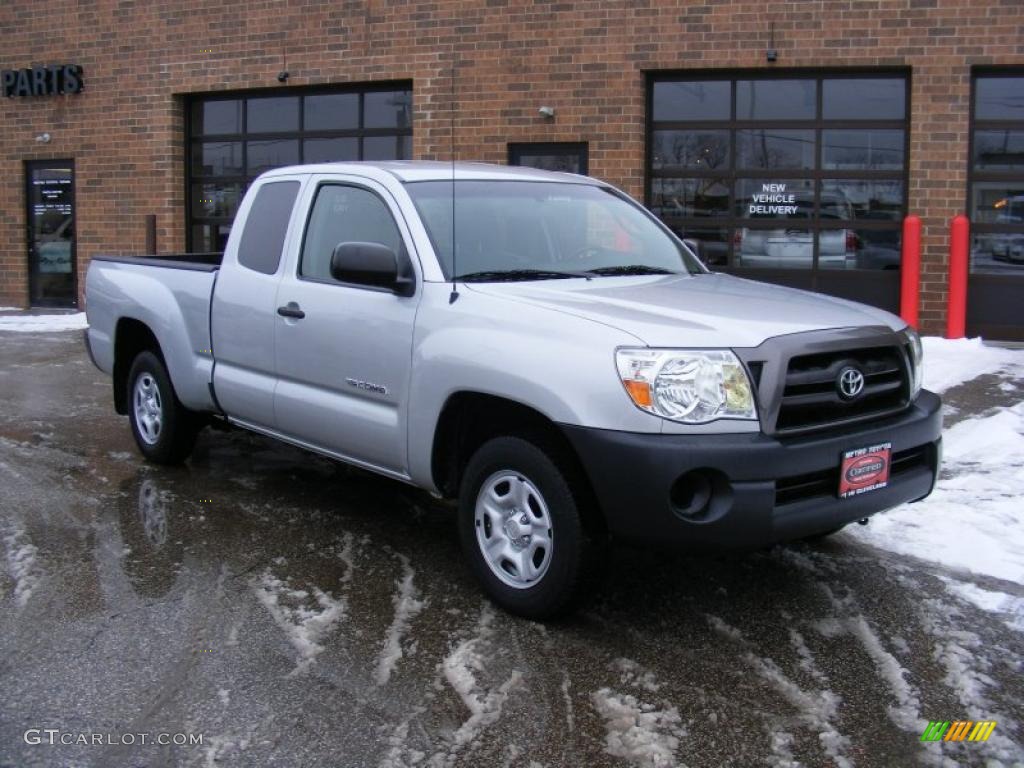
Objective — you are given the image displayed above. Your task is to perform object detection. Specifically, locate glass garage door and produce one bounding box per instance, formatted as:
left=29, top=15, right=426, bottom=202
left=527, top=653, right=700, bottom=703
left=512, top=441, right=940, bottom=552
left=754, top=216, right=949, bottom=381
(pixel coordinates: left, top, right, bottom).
left=187, top=85, right=412, bottom=254
left=967, top=70, right=1024, bottom=341
left=646, top=72, right=909, bottom=313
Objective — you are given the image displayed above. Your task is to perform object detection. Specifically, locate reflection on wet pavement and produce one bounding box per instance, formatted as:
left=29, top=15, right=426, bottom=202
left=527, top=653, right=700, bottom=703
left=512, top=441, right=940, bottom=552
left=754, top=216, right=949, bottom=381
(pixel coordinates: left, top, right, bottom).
left=1, top=333, right=1022, bottom=768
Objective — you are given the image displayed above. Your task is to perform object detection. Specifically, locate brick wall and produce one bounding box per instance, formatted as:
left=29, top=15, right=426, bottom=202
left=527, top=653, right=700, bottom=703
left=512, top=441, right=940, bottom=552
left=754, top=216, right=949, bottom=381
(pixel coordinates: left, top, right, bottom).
left=1, top=0, right=1022, bottom=334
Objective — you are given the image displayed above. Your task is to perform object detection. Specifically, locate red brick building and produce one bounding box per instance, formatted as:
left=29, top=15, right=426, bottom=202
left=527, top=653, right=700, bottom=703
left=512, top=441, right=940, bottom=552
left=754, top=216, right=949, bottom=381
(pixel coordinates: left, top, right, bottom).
left=2, top=0, right=1023, bottom=338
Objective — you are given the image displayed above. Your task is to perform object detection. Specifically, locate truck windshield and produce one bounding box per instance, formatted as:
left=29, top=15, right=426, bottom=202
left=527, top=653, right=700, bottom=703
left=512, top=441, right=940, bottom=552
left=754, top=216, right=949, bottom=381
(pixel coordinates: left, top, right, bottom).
left=405, top=180, right=705, bottom=281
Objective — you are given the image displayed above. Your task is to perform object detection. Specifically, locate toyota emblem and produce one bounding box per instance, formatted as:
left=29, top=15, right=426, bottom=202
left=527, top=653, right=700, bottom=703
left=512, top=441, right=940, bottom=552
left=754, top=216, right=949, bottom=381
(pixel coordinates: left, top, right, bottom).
left=837, top=366, right=866, bottom=399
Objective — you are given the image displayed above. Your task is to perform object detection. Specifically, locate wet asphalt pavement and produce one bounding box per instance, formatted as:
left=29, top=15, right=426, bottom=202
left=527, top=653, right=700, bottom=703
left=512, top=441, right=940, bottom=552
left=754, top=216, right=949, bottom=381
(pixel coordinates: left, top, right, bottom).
left=1, top=332, right=1022, bottom=768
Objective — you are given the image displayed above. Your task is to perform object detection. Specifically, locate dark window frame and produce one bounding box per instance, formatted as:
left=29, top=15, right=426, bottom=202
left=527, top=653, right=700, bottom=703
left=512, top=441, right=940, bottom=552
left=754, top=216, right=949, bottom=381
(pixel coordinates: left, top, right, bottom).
left=296, top=181, right=415, bottom=295
left=967, top=68, right=1024, bottom=246
left=25, top=159, right=77, bottom=308
left=186, top=82, right=412, bottom=253
left=645, top=69, right=911, bottom=273
left=508, top=142, right=589, bottom=175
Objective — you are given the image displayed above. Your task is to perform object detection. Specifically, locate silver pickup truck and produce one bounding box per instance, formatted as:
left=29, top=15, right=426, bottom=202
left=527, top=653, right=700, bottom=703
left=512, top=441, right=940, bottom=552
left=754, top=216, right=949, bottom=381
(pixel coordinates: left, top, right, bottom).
left=85, top=161, right=942, bottom=618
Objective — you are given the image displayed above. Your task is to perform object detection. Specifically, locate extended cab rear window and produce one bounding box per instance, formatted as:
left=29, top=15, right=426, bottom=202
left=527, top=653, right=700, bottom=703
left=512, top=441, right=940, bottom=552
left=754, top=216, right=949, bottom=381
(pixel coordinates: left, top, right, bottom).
left=237, top=181, right=300, bottom=275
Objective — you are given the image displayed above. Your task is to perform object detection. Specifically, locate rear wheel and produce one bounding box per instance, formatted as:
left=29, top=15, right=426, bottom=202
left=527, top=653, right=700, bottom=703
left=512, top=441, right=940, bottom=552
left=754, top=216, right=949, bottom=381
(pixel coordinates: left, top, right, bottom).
left=459, top=436, right=601, bottom=619
left=127, top=351, right=200, bottom=464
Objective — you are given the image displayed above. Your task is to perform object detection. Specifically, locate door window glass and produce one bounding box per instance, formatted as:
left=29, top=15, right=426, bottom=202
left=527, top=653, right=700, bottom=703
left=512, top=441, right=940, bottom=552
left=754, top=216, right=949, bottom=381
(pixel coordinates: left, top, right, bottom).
left=823, top=78, right=906, bottom=120
left=969, top=73, right=1024, bottom=274
left=651, top=131, right=729, bottom=171
left=651, top=81, right=730, bottom=121
left=736, top=129, right=815, bottom=170
left=822, top=130, right=905, bottom=170
left=736, top=79, right=815, bottom=120
left=27, top=162, right=76, bottom=306
left=246, top=97, right=300, bottom=133
left=300, top=186, right=403, bottom=282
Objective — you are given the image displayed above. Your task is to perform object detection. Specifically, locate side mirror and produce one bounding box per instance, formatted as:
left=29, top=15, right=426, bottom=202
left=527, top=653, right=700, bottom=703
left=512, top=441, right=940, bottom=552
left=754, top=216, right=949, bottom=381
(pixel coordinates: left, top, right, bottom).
left=329, top=241, right=414, bottom=296
left=682, top=238, right=702, bottom=258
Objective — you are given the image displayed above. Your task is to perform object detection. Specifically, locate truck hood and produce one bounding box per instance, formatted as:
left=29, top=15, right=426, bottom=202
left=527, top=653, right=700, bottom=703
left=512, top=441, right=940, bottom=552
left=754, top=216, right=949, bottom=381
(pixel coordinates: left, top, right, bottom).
left=465, top=273, right=905, bottom=348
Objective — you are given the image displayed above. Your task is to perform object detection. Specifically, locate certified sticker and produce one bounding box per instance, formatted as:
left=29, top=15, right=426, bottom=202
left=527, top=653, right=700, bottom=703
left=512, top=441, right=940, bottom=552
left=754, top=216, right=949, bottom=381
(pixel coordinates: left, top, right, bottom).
left=839, top=442, right=892, bottom=499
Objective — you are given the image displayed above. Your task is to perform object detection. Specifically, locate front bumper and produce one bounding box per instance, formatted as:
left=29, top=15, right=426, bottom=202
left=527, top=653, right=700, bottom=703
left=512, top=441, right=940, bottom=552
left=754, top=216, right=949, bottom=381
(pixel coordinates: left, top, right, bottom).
left=561, top=389, right=942, bottom=551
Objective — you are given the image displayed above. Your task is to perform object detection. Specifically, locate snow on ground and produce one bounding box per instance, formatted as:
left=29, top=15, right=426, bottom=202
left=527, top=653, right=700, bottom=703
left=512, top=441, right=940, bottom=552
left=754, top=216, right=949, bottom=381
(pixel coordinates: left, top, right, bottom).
left=920, top=336, right=1023, bottom=394
left=850, top=399, right=1024, bottom=586
left=942, top=579, right=1024, bottom=633
left=374, top=553, right=425, bottom=686
left=0, top=312, right=88, bottom=333
left=3, top=524, right=42, bottom=609
left=591, top=659, right=687, bottom=768
left=706, top=614, right=852, bottom=768
left=251, top=570, right=345, bottom=675
left=439, top=606, right=522, bottom=755
left=849, top=338, right=1024, bottom=605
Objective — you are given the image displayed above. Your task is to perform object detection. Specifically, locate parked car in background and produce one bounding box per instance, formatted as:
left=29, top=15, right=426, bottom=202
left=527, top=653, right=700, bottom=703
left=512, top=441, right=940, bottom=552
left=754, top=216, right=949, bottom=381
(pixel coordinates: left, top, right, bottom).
left=736, top=192, right=856, bottom=269
left=85, top=162, right=941, bottom=618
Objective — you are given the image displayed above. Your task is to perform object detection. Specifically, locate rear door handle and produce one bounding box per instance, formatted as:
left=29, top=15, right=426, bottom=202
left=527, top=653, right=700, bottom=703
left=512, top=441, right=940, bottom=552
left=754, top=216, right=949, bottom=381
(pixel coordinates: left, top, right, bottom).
left=277, top=302, right=305, bottom=319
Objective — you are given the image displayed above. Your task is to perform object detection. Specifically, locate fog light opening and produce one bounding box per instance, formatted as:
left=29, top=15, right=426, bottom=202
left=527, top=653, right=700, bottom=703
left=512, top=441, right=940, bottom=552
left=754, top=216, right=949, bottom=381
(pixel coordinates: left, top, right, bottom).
left=670, top=470, right=713, bottom=519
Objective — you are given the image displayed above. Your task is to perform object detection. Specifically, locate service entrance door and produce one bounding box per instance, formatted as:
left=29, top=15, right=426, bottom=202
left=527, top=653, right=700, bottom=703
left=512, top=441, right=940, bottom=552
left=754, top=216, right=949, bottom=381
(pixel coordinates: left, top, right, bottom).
left=26, top=160, right=77, bottom=307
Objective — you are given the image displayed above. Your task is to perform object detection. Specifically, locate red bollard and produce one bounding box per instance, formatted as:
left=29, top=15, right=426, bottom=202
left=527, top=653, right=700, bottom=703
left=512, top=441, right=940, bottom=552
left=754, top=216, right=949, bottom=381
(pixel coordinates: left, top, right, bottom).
left=946, top=214, right=969, bottom=339
left=900, top=215, right=921, bottom=329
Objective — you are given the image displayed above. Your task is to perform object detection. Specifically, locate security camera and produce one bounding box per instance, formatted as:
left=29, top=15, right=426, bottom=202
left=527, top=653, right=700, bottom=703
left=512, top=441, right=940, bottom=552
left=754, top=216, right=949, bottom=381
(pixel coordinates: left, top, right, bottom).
left=35, top=132, right=51, bottom=144
left=277, top=71, right=289, bottom=83
left=538, top=106, right=555, bottom=118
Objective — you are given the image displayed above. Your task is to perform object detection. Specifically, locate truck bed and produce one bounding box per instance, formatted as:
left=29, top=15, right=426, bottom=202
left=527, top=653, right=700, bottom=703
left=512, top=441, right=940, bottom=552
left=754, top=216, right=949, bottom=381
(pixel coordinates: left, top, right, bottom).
left=85, top=253, right=222, bottom=413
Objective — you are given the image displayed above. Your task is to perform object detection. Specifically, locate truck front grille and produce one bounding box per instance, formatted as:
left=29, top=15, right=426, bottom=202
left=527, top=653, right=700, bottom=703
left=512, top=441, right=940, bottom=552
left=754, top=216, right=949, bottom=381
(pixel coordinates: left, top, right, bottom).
left=775, top=345, right=909, bottom=434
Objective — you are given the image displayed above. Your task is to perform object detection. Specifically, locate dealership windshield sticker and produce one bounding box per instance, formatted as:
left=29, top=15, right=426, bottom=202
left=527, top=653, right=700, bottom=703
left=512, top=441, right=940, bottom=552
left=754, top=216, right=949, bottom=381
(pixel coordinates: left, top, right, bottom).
left=839, top=442, right=891, bottom=499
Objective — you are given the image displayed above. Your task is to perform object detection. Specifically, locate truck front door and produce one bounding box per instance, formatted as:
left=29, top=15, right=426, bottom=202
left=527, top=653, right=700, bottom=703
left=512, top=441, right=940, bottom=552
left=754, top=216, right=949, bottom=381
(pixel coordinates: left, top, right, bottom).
left=273, top=177, right=420, bottom=477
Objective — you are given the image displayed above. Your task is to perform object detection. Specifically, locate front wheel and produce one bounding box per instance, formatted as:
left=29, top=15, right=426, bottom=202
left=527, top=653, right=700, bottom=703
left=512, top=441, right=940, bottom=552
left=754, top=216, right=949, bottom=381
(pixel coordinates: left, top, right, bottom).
left=458, top=436, right=601, bottom=619
left=126, top=350, right=200, bottom=464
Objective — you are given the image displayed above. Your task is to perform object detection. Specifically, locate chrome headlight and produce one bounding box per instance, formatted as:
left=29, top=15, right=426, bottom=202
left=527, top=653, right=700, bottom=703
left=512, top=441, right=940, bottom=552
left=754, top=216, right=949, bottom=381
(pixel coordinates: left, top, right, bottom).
left=615, top=348, right=757, bottom=424
left=904, top=326, right=923, bottom=397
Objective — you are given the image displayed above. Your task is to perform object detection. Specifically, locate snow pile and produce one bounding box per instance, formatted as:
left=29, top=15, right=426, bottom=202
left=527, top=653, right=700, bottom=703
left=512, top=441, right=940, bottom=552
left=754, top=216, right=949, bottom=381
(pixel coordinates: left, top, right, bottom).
left=251, top=570, right=345, bottom=674
left=374, top=554, right=425, bottom=686
left=4, top=526, right=41, bottom=608
left=921, top=336, right=1023, bottom=394
left=851, top=401, right=1024, bottom=585
left=591, top=659, right=687, bottom=768
left=0, top=312, right=88, bottom=333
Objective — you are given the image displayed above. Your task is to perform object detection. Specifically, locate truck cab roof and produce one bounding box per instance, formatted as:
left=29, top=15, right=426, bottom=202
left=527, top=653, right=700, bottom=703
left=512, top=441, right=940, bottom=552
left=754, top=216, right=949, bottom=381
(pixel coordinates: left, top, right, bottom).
left=259, top=160, right=595, bottom=185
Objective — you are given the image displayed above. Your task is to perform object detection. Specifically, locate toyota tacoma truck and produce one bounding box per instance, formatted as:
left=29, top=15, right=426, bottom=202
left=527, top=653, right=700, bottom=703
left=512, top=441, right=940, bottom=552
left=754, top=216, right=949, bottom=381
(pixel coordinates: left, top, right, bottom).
left=85, top=161, right=942, bottom=618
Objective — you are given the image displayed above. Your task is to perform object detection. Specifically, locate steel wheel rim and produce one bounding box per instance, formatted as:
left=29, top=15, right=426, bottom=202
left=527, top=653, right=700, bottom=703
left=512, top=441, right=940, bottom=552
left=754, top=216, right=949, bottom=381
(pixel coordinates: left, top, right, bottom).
left=474, top=470, right=554, bottom=589
left=133, top=373, right=163, bottom=446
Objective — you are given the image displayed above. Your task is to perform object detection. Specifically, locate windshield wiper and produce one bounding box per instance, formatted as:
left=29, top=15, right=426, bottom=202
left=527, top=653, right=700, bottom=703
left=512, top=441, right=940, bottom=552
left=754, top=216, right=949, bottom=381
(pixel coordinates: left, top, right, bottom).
left=585, top=265, right=679, bottom=277
left=455, top=269, right=592, bottom=282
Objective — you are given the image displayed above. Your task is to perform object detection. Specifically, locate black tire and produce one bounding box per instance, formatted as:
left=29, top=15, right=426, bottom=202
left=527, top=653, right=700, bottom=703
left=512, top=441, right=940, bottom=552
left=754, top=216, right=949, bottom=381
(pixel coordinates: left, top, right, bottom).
left=126, top=350, right=200, bottom=464
left=458, top=436, right=602, bottom=619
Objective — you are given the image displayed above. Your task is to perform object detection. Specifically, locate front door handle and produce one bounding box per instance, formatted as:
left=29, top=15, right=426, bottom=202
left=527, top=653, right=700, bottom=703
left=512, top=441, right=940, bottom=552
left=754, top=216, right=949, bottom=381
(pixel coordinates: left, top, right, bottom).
left=277, top=302, right=305, bottom=319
